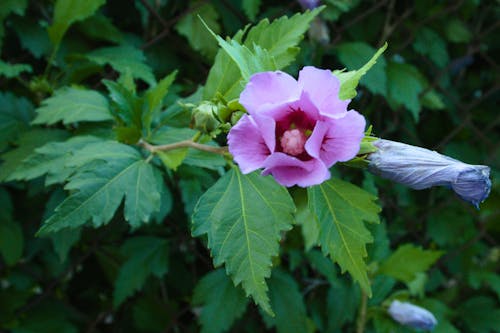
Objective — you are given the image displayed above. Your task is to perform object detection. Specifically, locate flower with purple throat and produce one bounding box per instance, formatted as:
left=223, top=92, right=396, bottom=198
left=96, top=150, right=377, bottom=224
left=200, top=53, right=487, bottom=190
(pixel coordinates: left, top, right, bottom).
left=227, top=66, right=366, bottom=187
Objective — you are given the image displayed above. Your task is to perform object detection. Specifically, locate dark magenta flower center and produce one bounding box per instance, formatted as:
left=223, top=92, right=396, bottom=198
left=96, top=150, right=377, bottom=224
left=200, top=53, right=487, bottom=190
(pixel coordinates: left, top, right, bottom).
left=276, top=109, right=315, bottom=160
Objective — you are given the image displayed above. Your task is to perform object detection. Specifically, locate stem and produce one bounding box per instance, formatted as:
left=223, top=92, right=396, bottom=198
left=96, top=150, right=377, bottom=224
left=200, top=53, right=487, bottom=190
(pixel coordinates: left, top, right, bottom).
left=356, top=291, right=368, bottom=333
left=139, top=139, right=228, bottom=155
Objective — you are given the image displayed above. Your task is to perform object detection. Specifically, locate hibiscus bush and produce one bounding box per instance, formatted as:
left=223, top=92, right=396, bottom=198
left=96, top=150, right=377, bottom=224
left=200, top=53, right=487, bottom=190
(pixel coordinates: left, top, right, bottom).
left=0, top=1, right=498, bottom=332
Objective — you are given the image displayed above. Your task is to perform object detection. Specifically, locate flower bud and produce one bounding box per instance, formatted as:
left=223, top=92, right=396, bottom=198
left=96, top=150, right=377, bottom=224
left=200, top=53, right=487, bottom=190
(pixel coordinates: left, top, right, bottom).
left=298, top=0, right=321, bottom=10
left=367, top=139, right=491, bottom=208
left=388, top=300, right=437, bottom=331
left=192, top=101, right=221, bottom=134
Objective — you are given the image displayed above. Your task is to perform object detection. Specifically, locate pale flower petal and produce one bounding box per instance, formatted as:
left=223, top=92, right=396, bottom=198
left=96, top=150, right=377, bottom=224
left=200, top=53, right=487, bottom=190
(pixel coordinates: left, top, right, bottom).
left=239, top=71, right=301, bottom=115
left=227, top=115, right=270, bottom=174
left=298, top=66, right=350, bottom=119
left=262, top=153, right=330, bottom=187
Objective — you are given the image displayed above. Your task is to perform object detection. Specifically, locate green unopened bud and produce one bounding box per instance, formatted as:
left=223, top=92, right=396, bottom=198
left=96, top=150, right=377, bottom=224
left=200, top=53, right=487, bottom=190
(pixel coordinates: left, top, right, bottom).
left=230, top=110, right=245, bottom=125
left=192, top=101, right=221, bottom=133
left=217, top=104, right=232, bottom=122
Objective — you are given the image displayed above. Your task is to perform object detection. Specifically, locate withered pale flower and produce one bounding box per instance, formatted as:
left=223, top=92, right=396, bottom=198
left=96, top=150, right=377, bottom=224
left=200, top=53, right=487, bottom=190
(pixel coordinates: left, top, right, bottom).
left=367, top=139, right=491, bottom=208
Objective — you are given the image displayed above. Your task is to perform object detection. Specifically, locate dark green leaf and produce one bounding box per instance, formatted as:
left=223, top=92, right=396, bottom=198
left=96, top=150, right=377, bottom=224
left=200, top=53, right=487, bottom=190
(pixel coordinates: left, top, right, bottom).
left=336, top=42, right=387, bottom=96
left=261, top=269, right=309, bottom=333
left=413, top=27, right=449, bottom=67
left=333, top=42, right=387, bottom=100
left=386, top=62, right=426, bottom=121
left=175, top=2, right=221, bottom=59
left=242, top=0, right=261, bottom=21
left=87, top=45, right=155, bottom=85
left=48, top=0, right=106, bottom=47
left=192, top=269, right=248, bottom=333
left=457, top=296, right=500, bottom=333
left=113, top=236, right=169, bottom=307
left=0, top=220, right=23, bottom=265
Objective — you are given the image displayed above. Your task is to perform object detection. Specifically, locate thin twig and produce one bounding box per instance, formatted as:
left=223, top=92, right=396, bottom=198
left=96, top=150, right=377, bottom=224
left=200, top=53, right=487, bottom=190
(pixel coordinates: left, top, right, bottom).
left=139, top=139, right=228, bottom=155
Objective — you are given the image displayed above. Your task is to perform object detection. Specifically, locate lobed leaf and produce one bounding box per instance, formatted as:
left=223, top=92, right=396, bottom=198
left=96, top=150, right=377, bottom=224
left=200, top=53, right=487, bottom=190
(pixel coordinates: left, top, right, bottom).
left=37, top=142, right=166, bottom=234
left=203, top=8, right=322, bottom=100
left=32, top=87, right=112, bottom=125
left=378, top=244, right=443, bottom=283
left=307, top=178, right=380, bottom=296
left=192, top=169, right=295, bottom=315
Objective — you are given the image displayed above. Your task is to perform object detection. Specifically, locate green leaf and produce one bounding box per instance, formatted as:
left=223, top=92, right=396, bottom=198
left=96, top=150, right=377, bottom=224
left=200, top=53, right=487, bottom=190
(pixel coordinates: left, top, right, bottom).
left=336, top=42, right=387, bottom=96
left=87, top=45, right=155, bottom=86
left=48, top=227, right=82, bottom=262
left=378, top=244, right=443, bottom=283
left=333, top=42, right=387, bottom=100
left=175, top=2, right=221, bottom=59
left=445, top=18, right=472, bottom=43
left=192, top=269, right=248, bottom=333
left=113, top=236, right=169, bottom=307
left=48, top=0, right=106, bottom=48
left=7, top=136, right=101, bottom=184
left=294, top=188, right=319, bottom=251
left=242, top=0, right=261, bottom=21
left=37, top=144, right=164, bottom=234
left=0, top=60, right=32, bottom=78
left=203, top=8, right=322, bottom=100
left=103, top=79, right=142, bottom=128
left=457, top=296, right=500, bottom=333
left=0, top=129, right=69, bottom=182
left=151, top=127, right=197, bottom=170
left=413, top=27, right=449, bottom=67
left=0, top=220, right=23, bottom=266
left=0, top=0, right=28, bottom=50
left=203, top=21, right=277, bottom=81
left=326, top=279, right=360, bottom=331
left=0, top=92, right=34, bottom=149
left=143, top=71, right=177, bottom=136
left=307, top=178, right=380, bottom=295
left=261, top=269, right=309, bottom=333
left=192, top=169, right=295, bottom=315
left=12, top=17, right=52, bottom=58
left=32, top=87, right=112, bottom=125
left=132, top=295, right=172, bottom=332
left=386, top=62, right=425, bottom=121
left=76, top=14, right=124, bottom=44
left=244, top=7, right=323, bottom=69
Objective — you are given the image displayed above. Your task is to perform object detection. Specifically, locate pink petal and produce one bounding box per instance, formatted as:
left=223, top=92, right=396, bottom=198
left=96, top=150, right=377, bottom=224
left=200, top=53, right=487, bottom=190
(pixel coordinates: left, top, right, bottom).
left=304, top=121, right=329, bottom=159
left=239, top=71, right=301, bottom=115
left=227, top=115, right=270, bottom=173
left=262, top=153, right=330, bottom=187
left=253, top=113, right=276, bottom=152
left=320, top=110, right=366, bottom=167
left=298, top=66, right=350, bottom=119
left=288, top=91, right=321, bottom=122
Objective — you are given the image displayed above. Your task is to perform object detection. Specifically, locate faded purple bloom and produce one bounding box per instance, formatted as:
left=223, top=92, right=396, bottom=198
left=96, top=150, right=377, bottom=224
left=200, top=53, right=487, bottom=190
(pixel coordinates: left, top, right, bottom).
left=227, top=67, right=366, bottom=187
left=298, top=0, right=321, bottom=10
left=368, top=139, right=491, bottom=208
left=388, top=300, right=437, bottom=331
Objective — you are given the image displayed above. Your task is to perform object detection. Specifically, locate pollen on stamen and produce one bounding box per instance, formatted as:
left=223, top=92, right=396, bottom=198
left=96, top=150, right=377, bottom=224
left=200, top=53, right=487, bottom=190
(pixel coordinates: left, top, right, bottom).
left=281, top=129, right=307, bottom=156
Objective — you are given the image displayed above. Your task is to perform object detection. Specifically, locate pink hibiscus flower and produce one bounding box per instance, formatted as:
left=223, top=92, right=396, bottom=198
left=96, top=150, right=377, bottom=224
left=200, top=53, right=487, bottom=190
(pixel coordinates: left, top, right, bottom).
left=227, top=66, right=366, bottom=187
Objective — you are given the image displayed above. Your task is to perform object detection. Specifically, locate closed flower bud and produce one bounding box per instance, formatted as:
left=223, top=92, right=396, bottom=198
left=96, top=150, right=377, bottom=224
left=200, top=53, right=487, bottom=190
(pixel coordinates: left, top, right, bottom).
left=298, top=0, right=321, bottom=10
left=388, top=300, right=437, bottom=331
left=192, top=101, right=221, bottom=134
left=367, top=139, right=491, bottom=208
